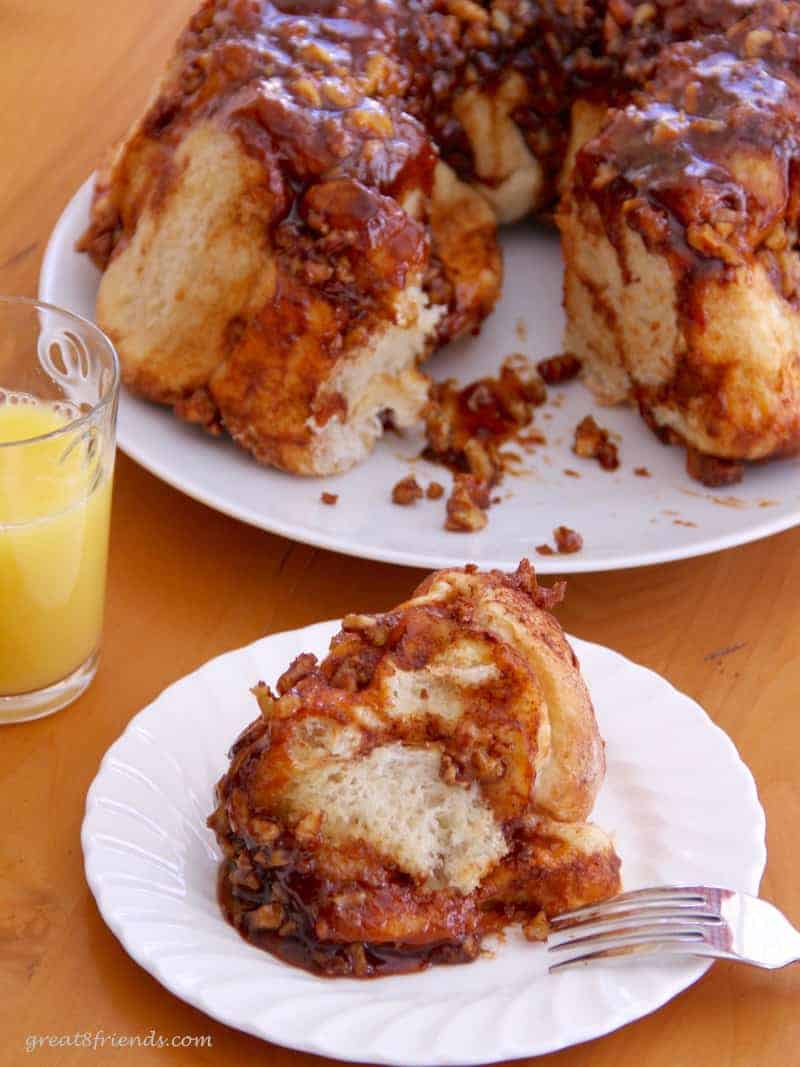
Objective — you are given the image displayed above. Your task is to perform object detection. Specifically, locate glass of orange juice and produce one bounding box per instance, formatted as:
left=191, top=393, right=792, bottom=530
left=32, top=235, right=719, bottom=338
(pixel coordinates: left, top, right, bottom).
left=0, top=296, right=119, bottom=724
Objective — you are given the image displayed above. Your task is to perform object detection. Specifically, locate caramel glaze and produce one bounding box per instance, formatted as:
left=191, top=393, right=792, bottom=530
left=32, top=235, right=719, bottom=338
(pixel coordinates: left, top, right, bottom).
left=213, top=794, right=608, bottom=979
left=81, top=0, right=770, bottom=276
left=214, top=818, right=602, bottom=978
left=216, top=834, right=485, bottom=978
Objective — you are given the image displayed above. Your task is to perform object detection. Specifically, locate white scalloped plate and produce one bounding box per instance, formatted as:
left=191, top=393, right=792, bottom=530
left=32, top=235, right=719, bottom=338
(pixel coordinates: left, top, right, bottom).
left=82, top=621, right=765, bottom=1065
left=43, top=179, right=800, bottom=573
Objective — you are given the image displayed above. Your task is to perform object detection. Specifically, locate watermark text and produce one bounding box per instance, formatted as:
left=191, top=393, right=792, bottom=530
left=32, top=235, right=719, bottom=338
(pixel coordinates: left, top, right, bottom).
left=24, top=1030, right=213, bottom=1053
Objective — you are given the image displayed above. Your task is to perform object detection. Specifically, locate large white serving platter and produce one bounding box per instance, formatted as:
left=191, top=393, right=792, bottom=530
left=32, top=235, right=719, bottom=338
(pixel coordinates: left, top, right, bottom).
left=43, top=178, right=800, bottom=571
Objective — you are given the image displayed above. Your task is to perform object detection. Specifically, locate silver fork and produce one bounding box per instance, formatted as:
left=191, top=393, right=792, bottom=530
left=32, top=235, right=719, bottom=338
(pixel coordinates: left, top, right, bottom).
left=547, top=885, right=800, bottom=973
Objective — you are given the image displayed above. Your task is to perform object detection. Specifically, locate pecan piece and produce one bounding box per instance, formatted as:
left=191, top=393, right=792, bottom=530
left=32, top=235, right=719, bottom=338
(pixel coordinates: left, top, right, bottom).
left=537, top=353, right=582, bottom=384
left=277, top=653, right=318, bottom=695
left=247, top=902, right=284, bottom=931
left=444, top=475, right=490, bottom=532
left=523, top=911, right=550, bottom=942
left=392, top=474, right=423, bottom=506
left=573, top=416, right=619, bottom=470
left=554, top=526, right=583, bottom=554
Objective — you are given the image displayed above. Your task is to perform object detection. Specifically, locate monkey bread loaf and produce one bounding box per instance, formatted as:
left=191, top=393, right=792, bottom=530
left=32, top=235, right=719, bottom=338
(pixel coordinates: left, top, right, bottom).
left=80, top=0, right=800, bottom=483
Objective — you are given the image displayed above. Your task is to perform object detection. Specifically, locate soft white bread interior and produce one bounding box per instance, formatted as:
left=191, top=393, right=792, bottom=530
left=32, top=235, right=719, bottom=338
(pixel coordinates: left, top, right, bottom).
left=288, top=742, right=507, bottom=894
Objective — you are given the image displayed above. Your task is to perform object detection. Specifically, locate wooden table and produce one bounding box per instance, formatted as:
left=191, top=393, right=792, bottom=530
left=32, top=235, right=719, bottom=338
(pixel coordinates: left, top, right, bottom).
left=1, top=3, right=798, bottom=1064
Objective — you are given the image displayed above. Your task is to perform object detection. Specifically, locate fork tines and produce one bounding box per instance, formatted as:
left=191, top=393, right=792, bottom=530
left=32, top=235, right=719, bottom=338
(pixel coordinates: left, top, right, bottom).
left=547, top=886, right=724, bottom=972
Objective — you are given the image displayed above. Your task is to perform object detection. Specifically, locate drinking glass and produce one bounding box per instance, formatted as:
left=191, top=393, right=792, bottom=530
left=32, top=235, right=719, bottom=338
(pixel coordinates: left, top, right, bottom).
left=0, top=297, right=119, bottom=723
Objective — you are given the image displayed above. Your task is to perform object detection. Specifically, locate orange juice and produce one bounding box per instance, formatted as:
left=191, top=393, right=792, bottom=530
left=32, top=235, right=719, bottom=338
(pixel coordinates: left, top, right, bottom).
left=0, top=395, right=113, bottom=700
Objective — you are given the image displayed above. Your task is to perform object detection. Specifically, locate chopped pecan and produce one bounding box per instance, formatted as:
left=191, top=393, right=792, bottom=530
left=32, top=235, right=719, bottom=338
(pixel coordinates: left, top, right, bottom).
left=509, top=559, right=566, bottom=610
left=743, top=28, right=773, bottom=57
left=252, top=683, right=277, bottom=720
left=608, top=0, right=633, bottom=27
left=536, top=353, right=582, bottom=384
left=440, top=752, right=469, bottom=787
left=447, top=0, right=489, bottom=23
left=632, top=1, right=656, bottom=25
left=277, top=653, right=318, bottom=694
left=463, top=438, right=498, bottom=483
left=686, top=222, right=741, bottom=266
left=523, top=911, right=550, bottom=942
left=764, top=222, right=788, bottom=251
left=573, top=416, right=619, bottom=470
left=333, top=889, right=368, bottom=911
left=472, top=747, right=506, bottom=782
left=651, top=119, right=680, bottom=146
left=349, top=107, right=393, bottom=137
left=250, top=818, right=282, bottom=845
left=291, top=76, right=322, bottom=107
left=265, top=849, right=292, bottom=868
left=247, top=902, right=284, bottom=931
left=591, top=161, right=618, bottom=189
left=392, top=474, right=424, bottom=506
left=554, top=526, right=584, bottom=554
left=491, top=8, right=511, bottom=33
left=274, top=693, right=302, bottom=717
left=342, top=613, right=391, bottom=646
left=295, top=811, right=323, bottom=843
left=325, top=641, right=383, bottom=691
left=444, top=475, right=490, bottom=532
left=230, top=865, right=260, bottom=891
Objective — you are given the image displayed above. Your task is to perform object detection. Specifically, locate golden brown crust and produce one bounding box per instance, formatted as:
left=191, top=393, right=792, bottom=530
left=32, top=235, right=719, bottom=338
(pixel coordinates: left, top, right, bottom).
left=208, top=561, right=620, bottom=977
